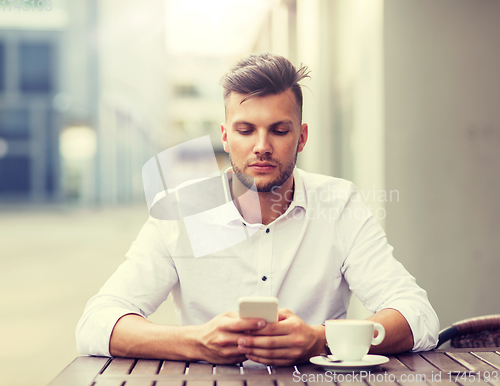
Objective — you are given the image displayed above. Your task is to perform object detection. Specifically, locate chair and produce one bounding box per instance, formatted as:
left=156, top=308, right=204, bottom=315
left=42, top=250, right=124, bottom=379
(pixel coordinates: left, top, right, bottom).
left=436, top=314, right=500, bottom=348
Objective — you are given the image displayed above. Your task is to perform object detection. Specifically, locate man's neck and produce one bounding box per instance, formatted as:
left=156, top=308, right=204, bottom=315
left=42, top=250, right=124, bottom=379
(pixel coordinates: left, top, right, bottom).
left=230, top=172, right=294, bottom=226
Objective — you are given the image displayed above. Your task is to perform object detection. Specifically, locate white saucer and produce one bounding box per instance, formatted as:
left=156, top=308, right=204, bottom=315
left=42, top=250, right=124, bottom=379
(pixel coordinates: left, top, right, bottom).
left=310, top=354, right=389, bottom=372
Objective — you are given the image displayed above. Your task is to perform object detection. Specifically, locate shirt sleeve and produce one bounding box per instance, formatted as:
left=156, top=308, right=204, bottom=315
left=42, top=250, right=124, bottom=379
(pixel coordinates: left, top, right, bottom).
left=75, top=216, right=179, bottom=357
left=338, top=184, right=439, bottom=352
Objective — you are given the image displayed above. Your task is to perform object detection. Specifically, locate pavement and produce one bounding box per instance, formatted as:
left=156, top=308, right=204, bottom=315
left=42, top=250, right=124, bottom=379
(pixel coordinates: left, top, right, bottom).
left=0, top=203, right=178, bottom=386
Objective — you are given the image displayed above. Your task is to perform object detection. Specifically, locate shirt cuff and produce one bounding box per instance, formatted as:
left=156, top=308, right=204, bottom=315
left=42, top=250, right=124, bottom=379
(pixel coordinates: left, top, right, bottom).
left=77, top=307, right=145, bottom=357
left=381, top=300, right=439, bottom=352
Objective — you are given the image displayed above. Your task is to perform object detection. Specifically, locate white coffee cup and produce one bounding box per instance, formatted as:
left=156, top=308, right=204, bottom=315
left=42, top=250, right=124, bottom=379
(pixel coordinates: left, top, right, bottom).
left=324, top=319, right=385, bottom=361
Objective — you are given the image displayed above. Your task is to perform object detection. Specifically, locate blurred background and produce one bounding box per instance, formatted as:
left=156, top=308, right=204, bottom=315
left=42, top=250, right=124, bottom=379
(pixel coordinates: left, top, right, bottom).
left=1, top=0, right=500, bottom=384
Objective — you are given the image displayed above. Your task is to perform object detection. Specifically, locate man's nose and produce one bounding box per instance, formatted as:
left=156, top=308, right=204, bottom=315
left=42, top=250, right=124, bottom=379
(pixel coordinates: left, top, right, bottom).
left=254, top=132, right=272, bottom=155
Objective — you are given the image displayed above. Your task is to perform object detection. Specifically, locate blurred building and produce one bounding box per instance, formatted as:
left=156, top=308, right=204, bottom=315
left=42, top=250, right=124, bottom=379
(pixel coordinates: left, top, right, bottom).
left=165, top=56, right=231, bottom=168
left=0, top=0, right=240, bottom=205
left=254, top=0, right=500, bottom=327
left=0, top=3, right=68, bottom=202
left=253, top=0, right=385, bottom=205
left=0, top=1, right=112, bottom=204
left=95, top=0, right=170, bottom=205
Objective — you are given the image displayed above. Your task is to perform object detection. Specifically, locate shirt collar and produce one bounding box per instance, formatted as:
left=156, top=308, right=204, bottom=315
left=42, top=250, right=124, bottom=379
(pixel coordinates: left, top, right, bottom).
left=222, top=167, right=307, bottom=225
left=289, top=168, right=307, bottom=210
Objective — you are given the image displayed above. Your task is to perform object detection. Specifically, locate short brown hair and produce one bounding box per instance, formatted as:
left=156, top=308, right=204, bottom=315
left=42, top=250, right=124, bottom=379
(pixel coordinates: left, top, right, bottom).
left=220, top=53, right=310, bottom=120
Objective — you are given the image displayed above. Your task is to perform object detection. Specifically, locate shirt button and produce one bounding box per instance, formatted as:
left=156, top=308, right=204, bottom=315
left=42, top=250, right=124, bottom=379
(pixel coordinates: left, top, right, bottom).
left=261, top=276, right=267, bottom=281
left=266, top=228, right=270, bottom=233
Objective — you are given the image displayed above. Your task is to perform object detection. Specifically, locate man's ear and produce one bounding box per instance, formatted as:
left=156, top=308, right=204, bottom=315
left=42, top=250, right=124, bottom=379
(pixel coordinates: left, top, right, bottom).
left=221, top=123, right=229, bottom=153
left=298, top=123, right=308, bottom=153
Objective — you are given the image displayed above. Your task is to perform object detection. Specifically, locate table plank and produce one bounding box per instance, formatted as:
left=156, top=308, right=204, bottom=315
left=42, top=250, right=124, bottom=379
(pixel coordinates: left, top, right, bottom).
left=93, top=380, right=128, bottom=386
left=94, top=358, right=137, bottom=386
left=122, top=359, right=162, bottom=386
left=158, top=360, right=187, bottom=374
left=120, top=379, right=154, bottom=386
left=155, top=379, right=184, bottom=386
left=447, top=352, right=498, bottom=372
left=336, top=372, right=380, bottom=386
left=102, top=358, right=136, bottom=374
left=272, top=366, right=296, bottom=375
left=216, top=381, right=245, bottom=386
left=184, top=381, right=214, bottom=386
left=421, top=351, right=470, bottom=372
left=364, top=381, right=399, bottom=386
left=243, top=364, right=274, bottom=386
left=155, top=360, right=186, bottom=386
left=188, top=362, right=214, bottom=374
left=426, top=373, right=462, bottom=386
left=47, top=356, right=110, bottom=386
left=155, top=380, right=184, bottom=386
left=214, top=364, right=241, bottom=374
left=246, top=380, right=275, bottom=386
left=336, top=381, right=366, bottom=386
left=276, top=380, right=306, bottom=386
left=361, top=370, right=400, bottom=386
left=396, top=353, right=439, bottom=372
left=380, top=356, right=411, bottom=372
left=472, top=351, right=500, bottom=370
left=214, top=365, right=244, bottom=386
left=184, top=363, right=214, bottom=386
left=131, top=359, right=162, bottom=374
left=241, top=365, right=270, bottom=375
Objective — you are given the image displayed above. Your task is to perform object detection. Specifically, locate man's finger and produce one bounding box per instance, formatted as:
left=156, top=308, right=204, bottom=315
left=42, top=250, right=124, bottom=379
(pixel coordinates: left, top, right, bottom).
left=243, top=319, right=290, bottom=336
left=278, top=308, right=293, bottom=321
left=241, top=345, right=299, bottom=359
left=224, top=317, right=267, bottom=333
left=238, top=334, right=292, bottom=350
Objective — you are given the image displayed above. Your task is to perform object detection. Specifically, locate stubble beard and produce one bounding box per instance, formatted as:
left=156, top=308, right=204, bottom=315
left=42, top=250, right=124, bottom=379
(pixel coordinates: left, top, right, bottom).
left=230, top=142, right=299, bottom=193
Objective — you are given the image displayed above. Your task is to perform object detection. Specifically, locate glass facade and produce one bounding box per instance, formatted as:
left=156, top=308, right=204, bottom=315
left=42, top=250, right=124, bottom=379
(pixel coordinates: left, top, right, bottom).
left=0, top=37, right=57, bottom=198
left=0, top=157, right=30, bottom=193
left=0, top=108, right=30, bottom=140
left=20, top=42, right=53, bottom=93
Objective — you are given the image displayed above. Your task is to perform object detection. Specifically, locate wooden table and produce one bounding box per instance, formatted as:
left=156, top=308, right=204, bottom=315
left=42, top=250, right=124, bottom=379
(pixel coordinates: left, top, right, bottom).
left=48, top=347, right=500, bottom=386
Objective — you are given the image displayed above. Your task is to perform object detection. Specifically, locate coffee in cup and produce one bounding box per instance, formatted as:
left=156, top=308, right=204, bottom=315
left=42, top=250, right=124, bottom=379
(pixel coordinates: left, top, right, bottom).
left=324, top=319, right=385, bottom=361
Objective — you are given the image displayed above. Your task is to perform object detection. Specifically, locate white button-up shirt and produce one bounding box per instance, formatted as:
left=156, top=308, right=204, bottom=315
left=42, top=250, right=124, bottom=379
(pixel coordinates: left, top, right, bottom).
left=76, top=168, right=439, bottom=356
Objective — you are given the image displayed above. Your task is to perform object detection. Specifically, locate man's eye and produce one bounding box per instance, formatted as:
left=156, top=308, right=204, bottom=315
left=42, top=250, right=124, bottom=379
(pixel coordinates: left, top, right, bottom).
left=237, top=130, right=253, bottom=135
left=274, top=130, right=288, bottom=135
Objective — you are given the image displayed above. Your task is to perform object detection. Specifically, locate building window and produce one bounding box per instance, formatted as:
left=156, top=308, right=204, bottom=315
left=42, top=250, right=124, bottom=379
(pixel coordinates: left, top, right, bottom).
left=0, top=108, right=30, bottom=140
left=0, top=156, right=31, bottom=193
left=20, top=42, right=53, bottom=93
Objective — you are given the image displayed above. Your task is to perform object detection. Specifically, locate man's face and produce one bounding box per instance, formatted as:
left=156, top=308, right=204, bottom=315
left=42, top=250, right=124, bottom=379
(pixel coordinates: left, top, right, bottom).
left=221, top=89, right=308, bottom=193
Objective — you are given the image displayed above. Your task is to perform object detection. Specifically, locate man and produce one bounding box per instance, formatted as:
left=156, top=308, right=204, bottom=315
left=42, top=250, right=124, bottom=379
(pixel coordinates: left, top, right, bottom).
left=76, top=53, right=439, bottom=366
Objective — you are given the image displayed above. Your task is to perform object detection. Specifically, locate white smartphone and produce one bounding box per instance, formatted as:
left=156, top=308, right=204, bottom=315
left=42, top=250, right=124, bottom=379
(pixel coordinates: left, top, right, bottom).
left=238, top=296, right=279, bottom=323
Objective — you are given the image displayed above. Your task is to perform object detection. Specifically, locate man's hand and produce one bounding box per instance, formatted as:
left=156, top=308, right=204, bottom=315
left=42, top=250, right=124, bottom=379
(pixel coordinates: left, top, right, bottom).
left=196, top=311, right=267, bottom=364
left=109, top=312, right=266, bottom=364
left=236, top=309, right=326, bottom=366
